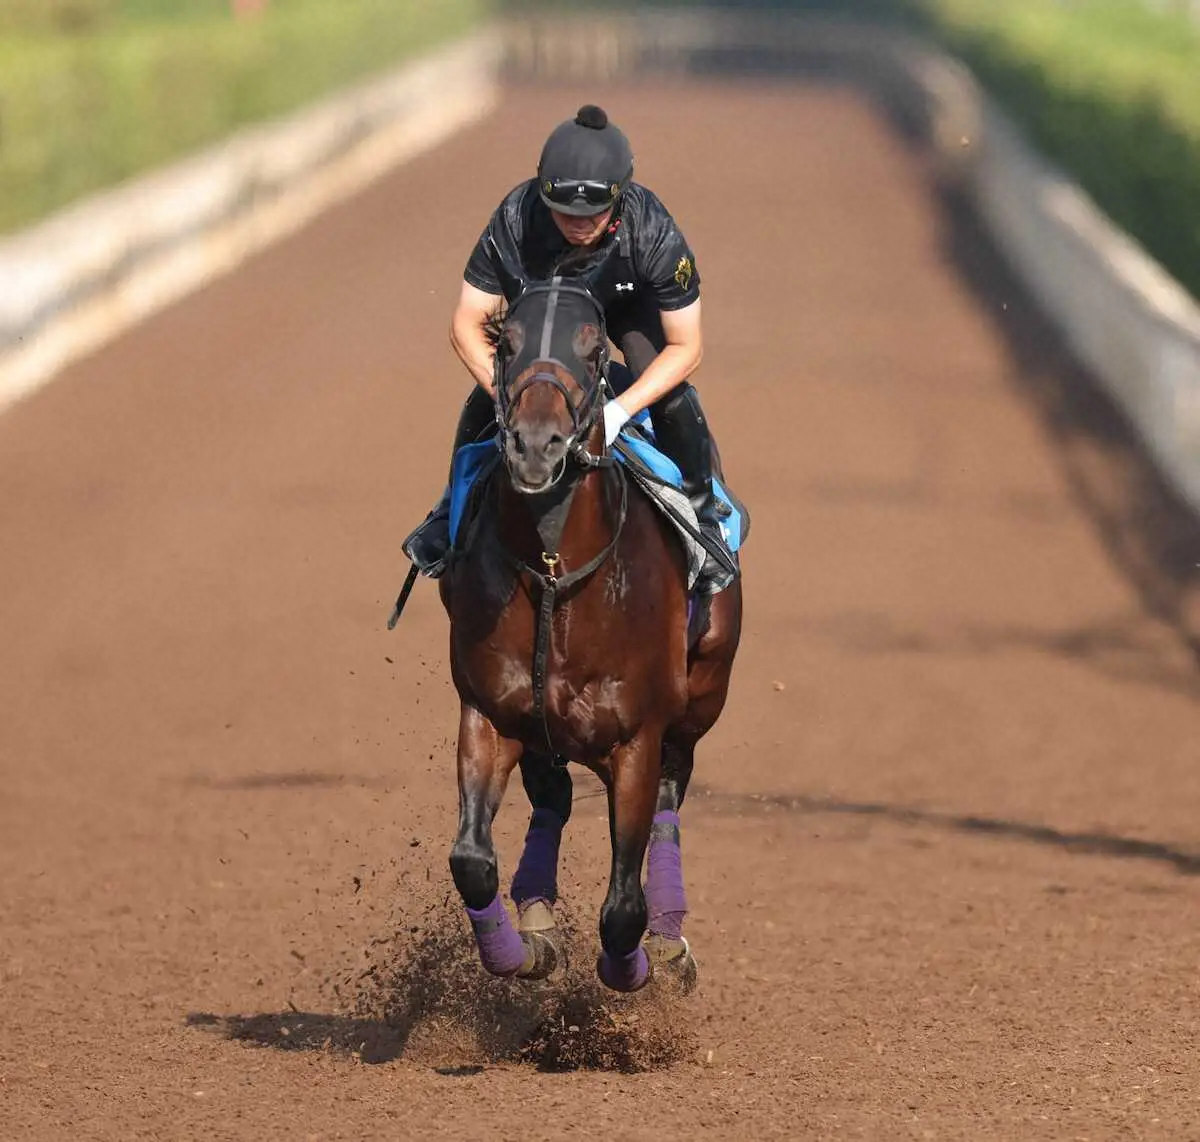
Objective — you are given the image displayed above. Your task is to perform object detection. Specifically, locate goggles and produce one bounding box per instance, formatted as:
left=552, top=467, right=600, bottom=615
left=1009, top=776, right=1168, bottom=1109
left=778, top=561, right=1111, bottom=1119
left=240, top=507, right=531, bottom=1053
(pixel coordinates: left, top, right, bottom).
left=540, top=177, right=622, bottom=213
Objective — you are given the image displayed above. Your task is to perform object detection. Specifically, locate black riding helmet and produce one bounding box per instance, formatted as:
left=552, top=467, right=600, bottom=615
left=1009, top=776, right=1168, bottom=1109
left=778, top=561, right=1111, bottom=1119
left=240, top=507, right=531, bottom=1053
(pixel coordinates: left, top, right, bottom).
left=537, top=105, right=633, bottom=217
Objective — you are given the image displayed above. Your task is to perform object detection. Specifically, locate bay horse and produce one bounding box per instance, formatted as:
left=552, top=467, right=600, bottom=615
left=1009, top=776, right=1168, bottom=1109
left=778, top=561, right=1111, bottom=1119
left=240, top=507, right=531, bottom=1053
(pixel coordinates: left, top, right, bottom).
left=438, top=277, right=741, bottom=992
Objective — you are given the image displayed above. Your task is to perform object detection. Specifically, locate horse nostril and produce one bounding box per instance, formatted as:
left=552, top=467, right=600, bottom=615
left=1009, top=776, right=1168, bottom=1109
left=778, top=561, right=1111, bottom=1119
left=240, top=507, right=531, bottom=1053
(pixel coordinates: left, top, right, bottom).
left=512, top=430, right=526, bottom=456
left=547, top=433, right=565, bottom=449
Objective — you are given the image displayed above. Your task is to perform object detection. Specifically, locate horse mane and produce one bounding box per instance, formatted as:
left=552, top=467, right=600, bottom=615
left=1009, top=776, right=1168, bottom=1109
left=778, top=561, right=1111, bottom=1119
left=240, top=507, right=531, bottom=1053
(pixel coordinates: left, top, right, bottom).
left=483, top=308, right=507, bottom=350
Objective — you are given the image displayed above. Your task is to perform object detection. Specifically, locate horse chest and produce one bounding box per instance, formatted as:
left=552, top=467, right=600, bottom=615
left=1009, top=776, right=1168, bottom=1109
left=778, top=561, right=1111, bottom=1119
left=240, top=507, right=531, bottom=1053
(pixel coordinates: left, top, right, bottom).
left=456, top=606, right=635, bottom=751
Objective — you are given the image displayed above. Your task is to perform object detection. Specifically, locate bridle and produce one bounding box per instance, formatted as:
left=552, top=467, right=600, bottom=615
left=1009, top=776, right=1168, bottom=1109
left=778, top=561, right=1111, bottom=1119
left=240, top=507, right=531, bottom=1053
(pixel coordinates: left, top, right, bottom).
left=493, top=277, right=613, bottom=487
left=491, top=277, right=628, bottom=755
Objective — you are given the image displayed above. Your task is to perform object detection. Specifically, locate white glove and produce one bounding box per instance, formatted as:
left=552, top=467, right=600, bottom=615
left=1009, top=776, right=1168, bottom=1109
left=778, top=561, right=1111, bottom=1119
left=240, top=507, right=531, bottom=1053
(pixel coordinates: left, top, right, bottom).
left=603, top=399, right=632, bottom=446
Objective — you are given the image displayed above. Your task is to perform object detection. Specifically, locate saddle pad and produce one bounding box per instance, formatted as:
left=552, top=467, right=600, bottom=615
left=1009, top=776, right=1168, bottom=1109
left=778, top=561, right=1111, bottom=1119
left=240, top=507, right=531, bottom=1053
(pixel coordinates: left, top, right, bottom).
left=446, top=428, right=747, bottom=593
left=449, top=439, right=500, bottom=546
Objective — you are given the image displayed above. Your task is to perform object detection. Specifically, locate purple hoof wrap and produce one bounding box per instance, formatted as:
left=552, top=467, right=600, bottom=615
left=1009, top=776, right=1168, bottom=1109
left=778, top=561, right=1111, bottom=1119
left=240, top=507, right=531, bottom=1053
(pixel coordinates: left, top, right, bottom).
left=465, top=895, right=527, bottom=977
left=645, top=810, right=687, bottom=940
left=511, top=808, right=564, bottom=908
left=598, top=946, right=650, bottom=992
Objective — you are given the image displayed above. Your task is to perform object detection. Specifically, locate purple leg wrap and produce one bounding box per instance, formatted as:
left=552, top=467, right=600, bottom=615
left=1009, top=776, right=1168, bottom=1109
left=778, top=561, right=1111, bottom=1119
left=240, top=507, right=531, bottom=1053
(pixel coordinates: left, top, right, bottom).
left=598, top=946, right=650, bottom=992
left=645, top=810, right=687, bottom=941
left=465, top=895, right=527, bottom=977
left=510, top=808, right=564, bottom=907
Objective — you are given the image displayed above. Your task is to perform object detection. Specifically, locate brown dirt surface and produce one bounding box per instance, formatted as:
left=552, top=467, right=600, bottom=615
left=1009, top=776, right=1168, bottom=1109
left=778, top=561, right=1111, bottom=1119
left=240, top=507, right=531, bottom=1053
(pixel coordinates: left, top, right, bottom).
left=3, top=79, right=1200, bottom=1140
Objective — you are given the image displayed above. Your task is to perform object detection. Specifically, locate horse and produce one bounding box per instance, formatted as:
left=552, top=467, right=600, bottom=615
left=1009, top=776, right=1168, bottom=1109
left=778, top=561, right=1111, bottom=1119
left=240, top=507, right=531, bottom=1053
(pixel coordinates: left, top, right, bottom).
left=437, top=277, right=742, bottom=992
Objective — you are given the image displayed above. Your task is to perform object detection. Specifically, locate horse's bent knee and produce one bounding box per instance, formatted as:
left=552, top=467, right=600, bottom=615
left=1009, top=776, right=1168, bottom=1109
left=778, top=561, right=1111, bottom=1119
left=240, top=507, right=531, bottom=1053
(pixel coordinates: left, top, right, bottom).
left=449, top=842, right=498, bottom=911
left=600, top=891, right=647, bottom=957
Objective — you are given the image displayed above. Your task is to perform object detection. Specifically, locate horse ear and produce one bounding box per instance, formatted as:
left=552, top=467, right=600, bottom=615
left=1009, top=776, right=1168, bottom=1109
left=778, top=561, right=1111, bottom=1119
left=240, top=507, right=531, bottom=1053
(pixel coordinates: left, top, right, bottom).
left=573, top=322, right=602, bottom=365
left=502, top=320, right=526, bottom=359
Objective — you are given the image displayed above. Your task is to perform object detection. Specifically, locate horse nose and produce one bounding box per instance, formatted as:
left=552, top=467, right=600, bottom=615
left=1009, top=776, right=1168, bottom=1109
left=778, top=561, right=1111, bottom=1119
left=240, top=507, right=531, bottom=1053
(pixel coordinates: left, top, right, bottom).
left=514, top=428, right=565, bottom=460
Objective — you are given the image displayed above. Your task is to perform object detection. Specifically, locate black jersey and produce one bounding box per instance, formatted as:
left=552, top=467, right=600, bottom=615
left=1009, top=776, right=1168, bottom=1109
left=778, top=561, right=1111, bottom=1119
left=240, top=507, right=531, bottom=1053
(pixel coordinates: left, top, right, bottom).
left=463, top=179, right=700, bottom=313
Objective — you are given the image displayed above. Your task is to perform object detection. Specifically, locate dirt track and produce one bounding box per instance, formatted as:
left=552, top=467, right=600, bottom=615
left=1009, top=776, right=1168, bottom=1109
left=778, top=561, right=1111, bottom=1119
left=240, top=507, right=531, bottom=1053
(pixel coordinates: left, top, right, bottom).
left=3, top=80, right=1200, bottom=1140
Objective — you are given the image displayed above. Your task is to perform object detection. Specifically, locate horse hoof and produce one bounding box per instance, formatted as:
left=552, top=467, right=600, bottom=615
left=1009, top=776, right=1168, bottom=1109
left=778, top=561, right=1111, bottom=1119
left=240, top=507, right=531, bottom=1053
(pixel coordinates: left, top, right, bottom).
left=517, top=930, right=561, bottom=981
left=517, top=898, right=556, bottom=934
left=644, top=934, right=699, bottom=995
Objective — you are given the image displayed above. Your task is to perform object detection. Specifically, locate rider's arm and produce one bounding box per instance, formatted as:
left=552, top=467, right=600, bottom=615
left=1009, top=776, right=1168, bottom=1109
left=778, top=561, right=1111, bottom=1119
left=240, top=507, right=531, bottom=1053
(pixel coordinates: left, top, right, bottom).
left=609, top=299, right=703, bottom=418
left=606, top=191, right=703, bottom=429
left=449, top=281, right=505, bottom=395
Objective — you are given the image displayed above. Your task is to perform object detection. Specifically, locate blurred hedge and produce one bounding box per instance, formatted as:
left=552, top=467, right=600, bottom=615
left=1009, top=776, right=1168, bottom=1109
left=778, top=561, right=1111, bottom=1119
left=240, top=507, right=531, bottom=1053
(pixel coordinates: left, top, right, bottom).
left=0, top=0, right=484, bottom=234
left=912, top=0, right=1200, bottom=299
left=497, top=0, right=916, bottom=14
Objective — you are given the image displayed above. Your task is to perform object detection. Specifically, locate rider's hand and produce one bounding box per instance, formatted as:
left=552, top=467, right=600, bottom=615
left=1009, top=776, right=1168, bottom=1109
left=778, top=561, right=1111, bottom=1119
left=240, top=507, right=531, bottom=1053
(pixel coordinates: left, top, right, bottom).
left=603, top=399, right=632, bottom=446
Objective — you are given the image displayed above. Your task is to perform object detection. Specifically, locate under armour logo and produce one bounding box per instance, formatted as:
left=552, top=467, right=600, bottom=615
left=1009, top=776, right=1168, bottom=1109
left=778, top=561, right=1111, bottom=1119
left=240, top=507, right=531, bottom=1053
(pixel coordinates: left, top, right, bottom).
left=614, top=282, right=635, bottom=292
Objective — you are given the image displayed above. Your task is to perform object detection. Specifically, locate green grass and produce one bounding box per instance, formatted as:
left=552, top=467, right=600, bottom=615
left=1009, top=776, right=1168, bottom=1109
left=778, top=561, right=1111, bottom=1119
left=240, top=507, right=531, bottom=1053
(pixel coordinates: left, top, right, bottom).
left=0, top=0, right=486, bottom=234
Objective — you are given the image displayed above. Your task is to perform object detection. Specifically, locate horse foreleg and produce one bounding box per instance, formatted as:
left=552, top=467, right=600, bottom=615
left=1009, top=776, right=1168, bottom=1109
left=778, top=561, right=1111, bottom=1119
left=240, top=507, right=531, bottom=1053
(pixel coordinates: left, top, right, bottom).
left=596, top=729, right=660, bottom=993
left=512, top=750, right=571, bottom=923
left=648, top=739, right=694, bottom=942
left=512, top=750, right=571, bottom=911
left=505, top=751, right=570, bottom=978
left=643, top=738, right=700, bottom=991
left=448, top=704, right=528, bottom=977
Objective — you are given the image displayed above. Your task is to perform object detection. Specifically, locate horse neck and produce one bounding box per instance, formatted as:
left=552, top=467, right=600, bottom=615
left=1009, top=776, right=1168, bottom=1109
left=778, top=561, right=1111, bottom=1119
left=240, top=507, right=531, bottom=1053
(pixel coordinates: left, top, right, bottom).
left=497, top=427, right=615, bottom=573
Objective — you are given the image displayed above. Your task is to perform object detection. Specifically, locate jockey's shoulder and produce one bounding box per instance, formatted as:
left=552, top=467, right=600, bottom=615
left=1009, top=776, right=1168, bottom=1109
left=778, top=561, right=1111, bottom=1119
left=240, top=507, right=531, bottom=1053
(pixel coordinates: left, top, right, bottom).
left=617, top=183, right=680, bottom=229
left=492, top=179, right=536, bottom=219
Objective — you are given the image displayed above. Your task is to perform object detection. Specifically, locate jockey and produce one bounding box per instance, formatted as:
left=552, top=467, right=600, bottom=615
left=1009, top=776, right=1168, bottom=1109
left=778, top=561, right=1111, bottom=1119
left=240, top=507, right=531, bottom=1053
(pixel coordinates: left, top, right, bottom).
left=405, top=103, right=730, bottom=591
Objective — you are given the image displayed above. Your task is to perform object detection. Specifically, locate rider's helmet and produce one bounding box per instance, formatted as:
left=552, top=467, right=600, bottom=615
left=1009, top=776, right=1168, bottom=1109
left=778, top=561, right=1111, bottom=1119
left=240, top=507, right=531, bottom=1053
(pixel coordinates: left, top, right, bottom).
left=537, top=105, right=633, bottom=217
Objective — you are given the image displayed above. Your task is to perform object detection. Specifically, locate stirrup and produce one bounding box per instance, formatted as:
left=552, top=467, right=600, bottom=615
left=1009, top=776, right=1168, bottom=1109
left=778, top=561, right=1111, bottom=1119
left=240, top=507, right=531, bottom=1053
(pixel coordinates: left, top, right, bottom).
left=401, top=496, right=451, bottom=579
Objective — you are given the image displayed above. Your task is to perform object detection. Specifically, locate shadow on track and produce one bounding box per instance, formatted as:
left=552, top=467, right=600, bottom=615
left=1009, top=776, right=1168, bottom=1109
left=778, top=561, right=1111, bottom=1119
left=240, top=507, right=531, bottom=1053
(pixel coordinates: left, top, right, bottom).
left=187, top=900, right=697, bottom=1073
left=692, top=785, right=1200, bottom=875
left=186, top=1009, right=406, bottom=1064
left=185, top=771, right=386, bottom=791
left=803, top=607, right=1200, bottom=700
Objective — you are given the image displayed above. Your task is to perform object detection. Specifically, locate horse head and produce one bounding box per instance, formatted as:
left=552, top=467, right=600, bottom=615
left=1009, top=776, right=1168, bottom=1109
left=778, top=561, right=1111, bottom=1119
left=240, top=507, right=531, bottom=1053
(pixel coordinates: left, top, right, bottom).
left=492, top=278, right=609, bottom=495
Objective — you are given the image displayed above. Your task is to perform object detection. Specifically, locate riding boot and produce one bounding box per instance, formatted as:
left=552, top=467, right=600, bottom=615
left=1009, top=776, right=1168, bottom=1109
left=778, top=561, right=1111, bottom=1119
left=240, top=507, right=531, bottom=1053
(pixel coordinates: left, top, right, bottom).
left=402, top=385, right=497, bottom=577
left=649, top=385, right=736, bottom=594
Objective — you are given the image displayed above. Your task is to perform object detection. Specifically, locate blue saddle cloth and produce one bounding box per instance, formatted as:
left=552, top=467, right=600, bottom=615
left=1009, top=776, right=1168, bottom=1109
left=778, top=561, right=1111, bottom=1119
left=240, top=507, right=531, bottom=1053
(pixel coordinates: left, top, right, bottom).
left=448, top=424, right=748, bottom=558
